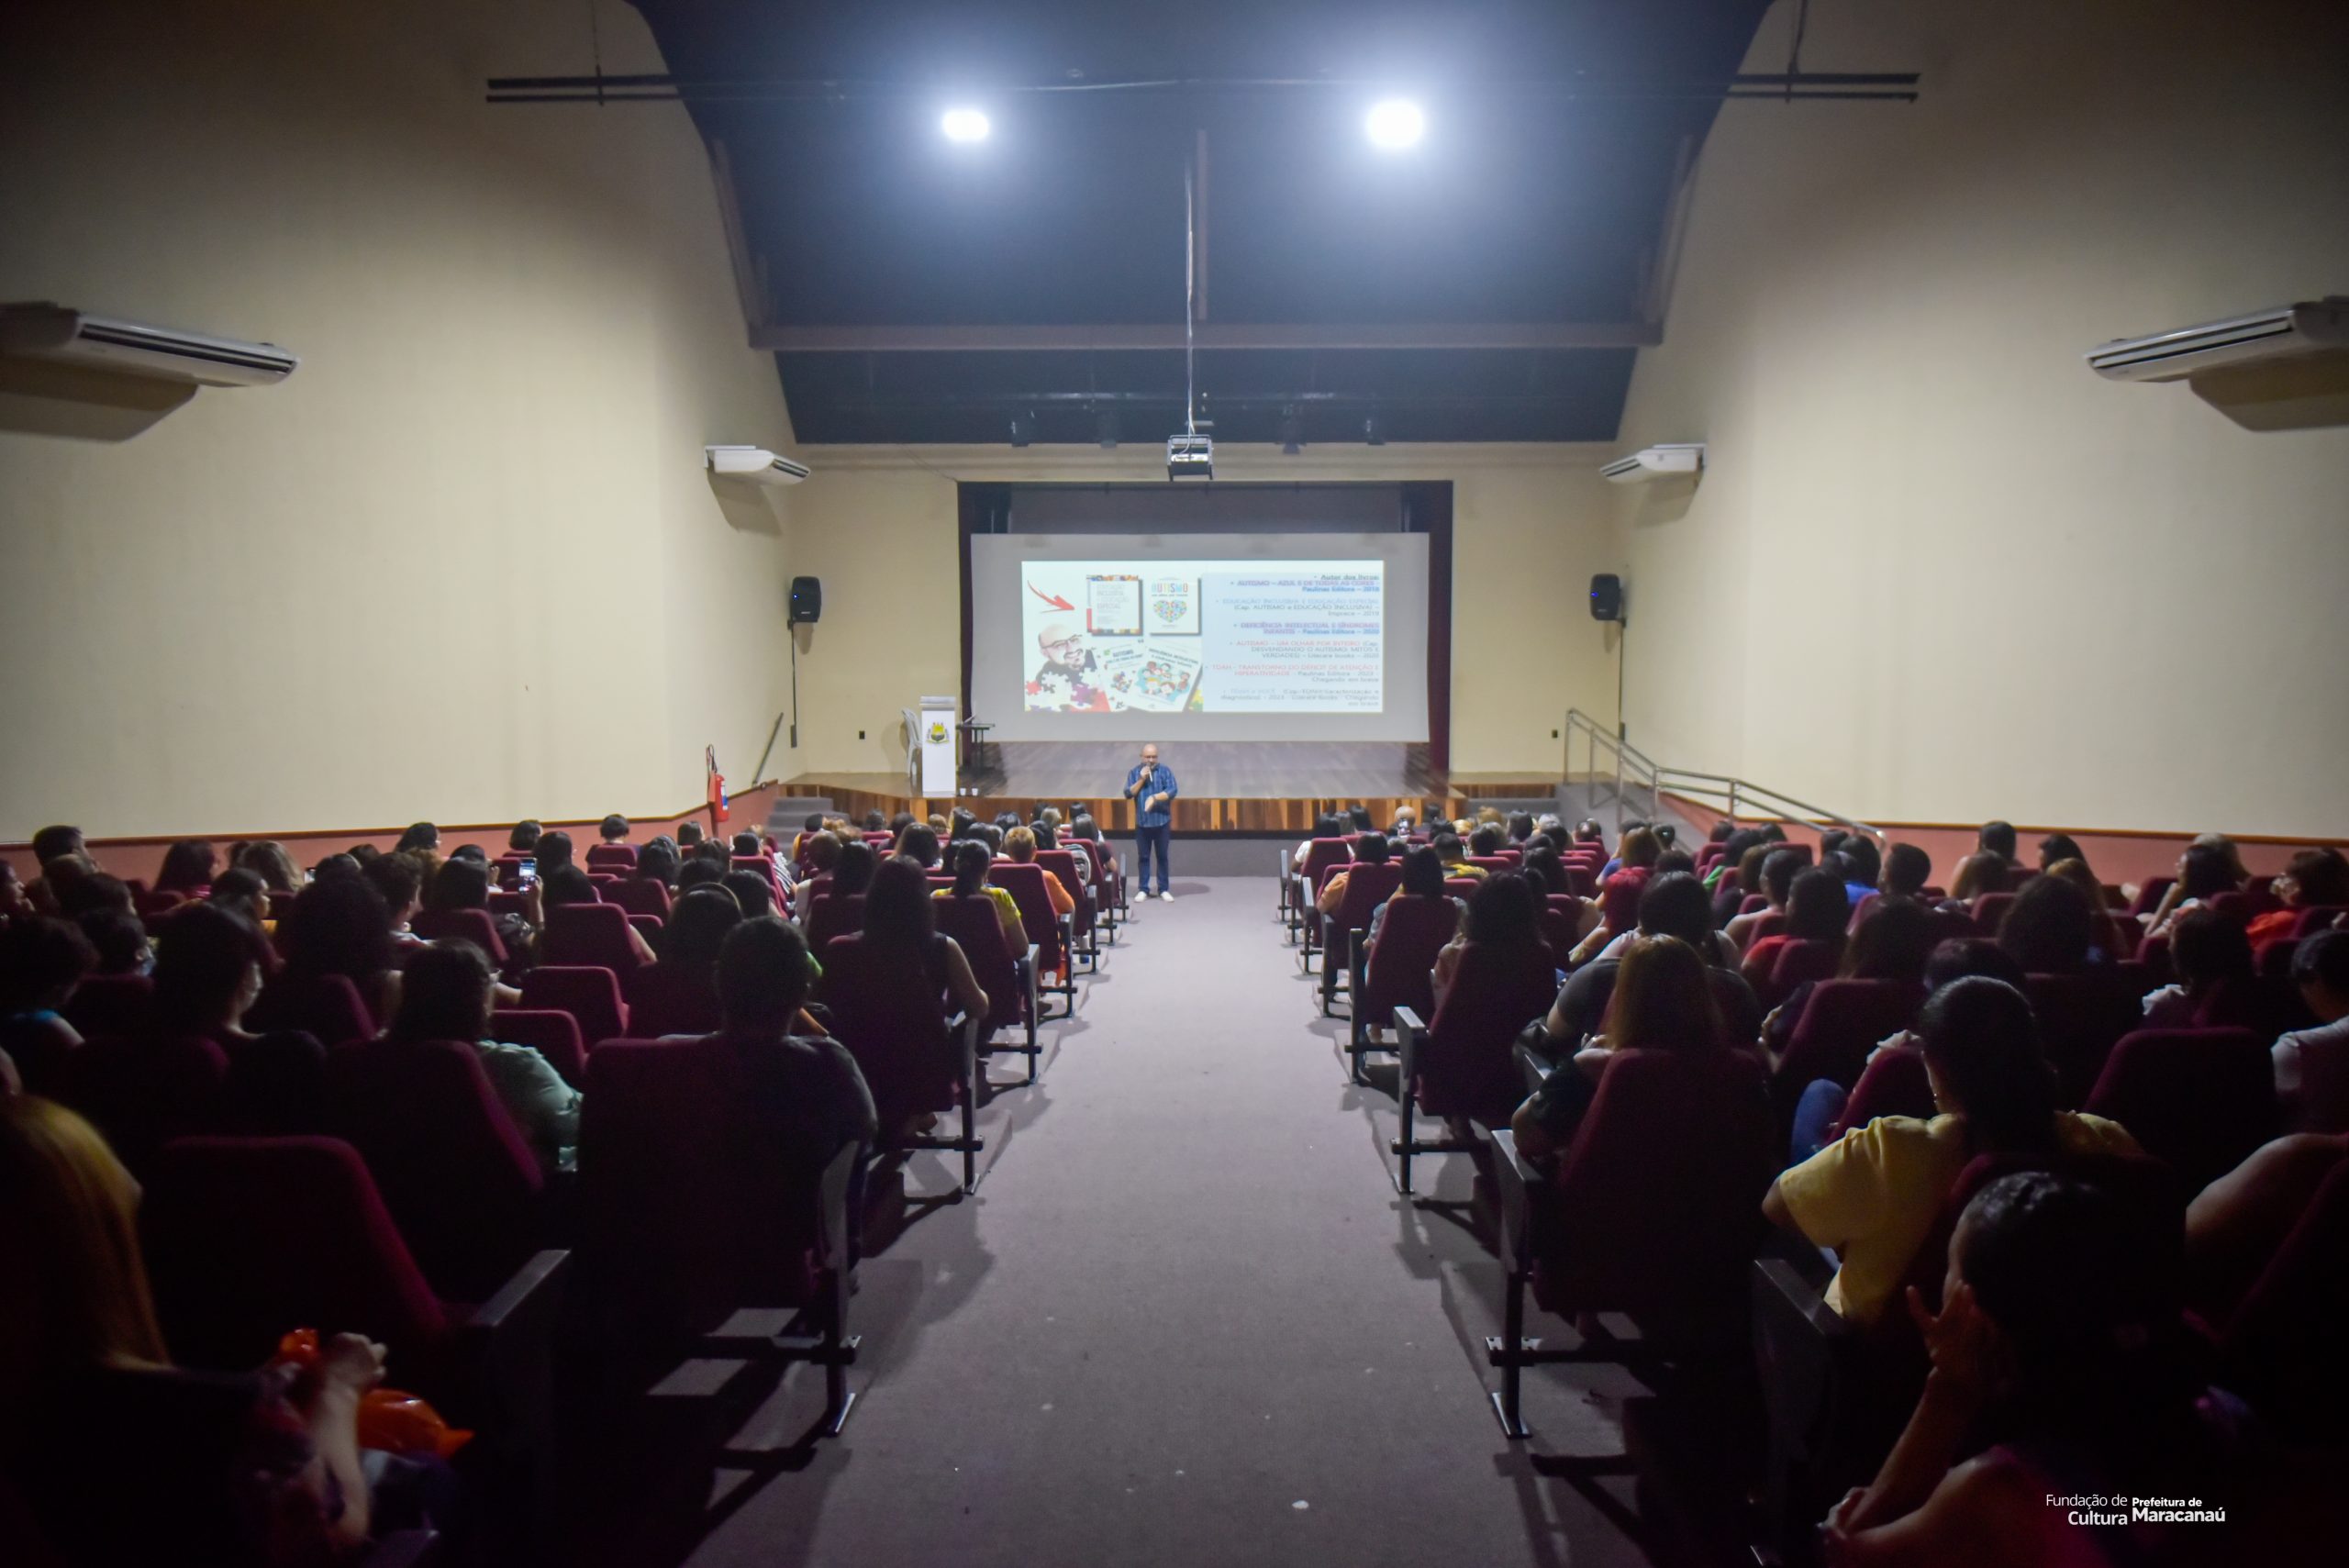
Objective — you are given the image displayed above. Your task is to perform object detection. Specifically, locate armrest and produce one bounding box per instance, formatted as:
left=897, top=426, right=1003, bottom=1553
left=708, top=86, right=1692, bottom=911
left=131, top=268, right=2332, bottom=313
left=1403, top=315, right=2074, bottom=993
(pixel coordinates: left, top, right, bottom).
left=462, top=1248, right=570, bottom=1334
left=951, top=1009, right=982, bottom=1082
left=1752, top=1256, right=1852, bottom=1349
left=815, top=1137, right=862, bottom=1274
left=1393, top=1006, right=1426, bottom=1087
left=1510, top=1040, right=1556, bottom=1097
left=1486, top=1128, right=1541, bottom=1272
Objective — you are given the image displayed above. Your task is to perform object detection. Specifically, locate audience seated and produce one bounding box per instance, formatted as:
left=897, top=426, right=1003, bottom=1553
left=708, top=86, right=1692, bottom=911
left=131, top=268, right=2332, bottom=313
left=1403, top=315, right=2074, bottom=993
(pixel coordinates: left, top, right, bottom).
left=2273, top=930, right=2349, bottom=1131
left=1727, top=845, right=1803, bottom=948
left=704, top=917, right=877, bottom=1168
left=816, top=860, right=986, bottom=1142
left=2246, top=847, right=2349, bottom=950
left=625, top=885, right=743, bottom=1039
left=0, top=1095, right=431, bottom=1562
left=1544, top=872, right=1762, bottom=1053
left=234, top=840, right=304, bottom=895
left=937, top=840, right=1028, bottom=951
left=390, top=939, right=579, bottom=1173
left=152, top=839, right=218, bottom=896
left=1765, top=977, right=2141, bottom=1325
left=1822, top=1173, right=2228, bottom=1562
left=150, top=904, right=325, bottom=1137
left=1513, top=933, right=1745, bottom=1158
left=2139, top=906, right=2263, bottom=1031
left=251, top=875, right=399, bottom=1039
left=2146, top=837, right=2247, bottom=940
left=1997, top=873, right=2097, bottom=973
left=0, top=916, right=95, bottom=1097
left=1742, top=866, right=1850, bottom=993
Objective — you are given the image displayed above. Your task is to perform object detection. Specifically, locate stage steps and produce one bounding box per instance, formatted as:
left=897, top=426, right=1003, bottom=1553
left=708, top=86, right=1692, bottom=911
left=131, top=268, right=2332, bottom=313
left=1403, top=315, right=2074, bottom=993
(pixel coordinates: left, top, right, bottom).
left=767, top=796, right=834, bottom=839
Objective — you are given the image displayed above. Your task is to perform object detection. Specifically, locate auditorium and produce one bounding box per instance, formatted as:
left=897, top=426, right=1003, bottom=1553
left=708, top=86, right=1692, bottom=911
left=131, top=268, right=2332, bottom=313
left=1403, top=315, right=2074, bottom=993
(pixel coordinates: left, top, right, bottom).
left=4, top=0, right=2346, bottom=1563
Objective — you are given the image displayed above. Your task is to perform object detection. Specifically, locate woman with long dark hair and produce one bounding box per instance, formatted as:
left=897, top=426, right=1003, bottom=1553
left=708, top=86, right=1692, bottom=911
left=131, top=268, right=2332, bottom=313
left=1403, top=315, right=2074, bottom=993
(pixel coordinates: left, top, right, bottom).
left=1764, top=977, right=2141, bottom=1325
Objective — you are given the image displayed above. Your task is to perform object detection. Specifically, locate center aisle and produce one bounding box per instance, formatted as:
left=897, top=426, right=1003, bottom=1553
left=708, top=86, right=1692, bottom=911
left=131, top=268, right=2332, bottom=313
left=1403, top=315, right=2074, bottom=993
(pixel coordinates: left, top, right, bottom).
left=691, top=877, right=1652, bottom=1568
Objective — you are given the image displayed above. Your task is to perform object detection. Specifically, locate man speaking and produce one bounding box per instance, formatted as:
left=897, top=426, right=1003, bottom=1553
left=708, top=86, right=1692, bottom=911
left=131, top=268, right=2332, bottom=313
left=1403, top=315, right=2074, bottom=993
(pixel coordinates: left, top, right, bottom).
left=1124, top=742, right=1178, bottom=901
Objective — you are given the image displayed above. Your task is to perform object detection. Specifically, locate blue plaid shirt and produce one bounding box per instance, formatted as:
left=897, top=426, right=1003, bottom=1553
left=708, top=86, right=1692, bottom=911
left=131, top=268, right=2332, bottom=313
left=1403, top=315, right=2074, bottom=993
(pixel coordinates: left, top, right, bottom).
left=1126, top=762, right=1177, bottom=828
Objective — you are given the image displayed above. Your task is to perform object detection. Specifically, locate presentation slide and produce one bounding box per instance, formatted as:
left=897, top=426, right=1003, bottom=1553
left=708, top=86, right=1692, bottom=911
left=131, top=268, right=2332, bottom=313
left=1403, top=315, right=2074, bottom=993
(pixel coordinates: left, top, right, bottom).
left=1019, top=559, right=1385, bottom=716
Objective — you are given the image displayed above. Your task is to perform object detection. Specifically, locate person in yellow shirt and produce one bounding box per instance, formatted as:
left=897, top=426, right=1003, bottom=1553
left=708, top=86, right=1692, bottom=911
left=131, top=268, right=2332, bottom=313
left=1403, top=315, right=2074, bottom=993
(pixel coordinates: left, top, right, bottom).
left=1432, top=831, right=1485, bottom=881
left=1763, top=976, right=2142, bottom=1325
left=935, top=839, right=1028, bottom=951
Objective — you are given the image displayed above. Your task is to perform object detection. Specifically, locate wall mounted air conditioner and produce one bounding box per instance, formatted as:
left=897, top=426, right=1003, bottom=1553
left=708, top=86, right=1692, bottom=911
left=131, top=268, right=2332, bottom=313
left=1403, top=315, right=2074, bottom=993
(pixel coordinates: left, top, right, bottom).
left=2087, top=297, right=2349, bottom=382
left=705, top=444, right=811, bottom=484
left=0, top=302, right=297, bottom=386
left=1601, top=442, right=1705, bottom=484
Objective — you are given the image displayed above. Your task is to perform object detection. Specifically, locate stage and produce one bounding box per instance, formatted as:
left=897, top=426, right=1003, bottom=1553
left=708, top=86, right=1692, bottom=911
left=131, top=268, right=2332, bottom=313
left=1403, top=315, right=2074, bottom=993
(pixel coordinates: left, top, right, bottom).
left=779, top=741, right=1561, bottom=839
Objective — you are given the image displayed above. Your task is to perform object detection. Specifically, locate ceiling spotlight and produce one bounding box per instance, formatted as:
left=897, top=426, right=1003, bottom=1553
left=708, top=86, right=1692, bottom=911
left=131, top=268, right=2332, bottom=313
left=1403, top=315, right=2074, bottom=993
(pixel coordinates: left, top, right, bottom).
left=1363, top=412, right=1386, bottom=447
left=1364, top=98, right=1425, bottom=150
left=1008, top=410, right=1034, bottom=448
left=1278, top=408, right=1304, bottom=455
left=941, top=107, right=991, bottom=142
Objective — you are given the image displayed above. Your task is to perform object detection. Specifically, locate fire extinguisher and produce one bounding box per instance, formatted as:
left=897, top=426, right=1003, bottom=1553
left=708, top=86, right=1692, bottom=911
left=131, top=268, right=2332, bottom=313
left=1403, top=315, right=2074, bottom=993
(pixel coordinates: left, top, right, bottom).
left=706, top=744, right=729, bottom=828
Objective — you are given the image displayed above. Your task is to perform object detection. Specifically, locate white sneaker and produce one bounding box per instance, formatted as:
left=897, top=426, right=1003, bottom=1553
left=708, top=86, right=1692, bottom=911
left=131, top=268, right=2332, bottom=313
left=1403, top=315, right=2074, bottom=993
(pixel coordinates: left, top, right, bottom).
left=1160, top=890, right=1174, bottom=902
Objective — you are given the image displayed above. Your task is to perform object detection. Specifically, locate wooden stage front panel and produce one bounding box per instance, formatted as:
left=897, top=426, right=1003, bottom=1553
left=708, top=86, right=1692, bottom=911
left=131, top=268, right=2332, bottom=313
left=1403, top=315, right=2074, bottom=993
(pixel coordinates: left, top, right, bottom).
left=785, top=741, right=1557, bottom=835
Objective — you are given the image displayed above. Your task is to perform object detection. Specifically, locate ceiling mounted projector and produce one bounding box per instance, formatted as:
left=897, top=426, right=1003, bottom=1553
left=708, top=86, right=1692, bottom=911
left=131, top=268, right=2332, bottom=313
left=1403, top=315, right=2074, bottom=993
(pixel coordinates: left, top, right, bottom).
left=2087, top=297, right=2349, bottom=382
left=0, top=301, right=297, bottom=386
left=1601, top=442, right=1705, bottom=484
left=705, top=444, right=810, bottom=484
left=1165, top=433, right=1213, bottom=481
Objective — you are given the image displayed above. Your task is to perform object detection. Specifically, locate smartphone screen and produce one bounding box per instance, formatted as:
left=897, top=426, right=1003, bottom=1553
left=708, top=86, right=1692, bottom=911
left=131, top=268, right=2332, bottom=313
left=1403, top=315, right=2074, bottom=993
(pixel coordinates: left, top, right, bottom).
left=518, top=857, right=537, bottom=887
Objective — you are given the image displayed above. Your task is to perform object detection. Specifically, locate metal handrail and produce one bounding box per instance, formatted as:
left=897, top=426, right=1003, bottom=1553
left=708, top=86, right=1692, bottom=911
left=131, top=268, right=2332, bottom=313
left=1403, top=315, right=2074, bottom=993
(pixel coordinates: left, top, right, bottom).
left=1562, top=708, right=1885, bottom=846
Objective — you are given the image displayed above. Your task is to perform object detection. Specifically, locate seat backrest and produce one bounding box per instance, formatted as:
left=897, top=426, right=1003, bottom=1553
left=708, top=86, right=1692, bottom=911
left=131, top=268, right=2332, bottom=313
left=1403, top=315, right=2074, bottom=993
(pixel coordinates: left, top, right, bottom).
left=1359, top=895, right=1458, bottom=1028
left=542, top=902, right=642, bottom=970
left=2127, top=876, right=2176, bottom=918
left=989, top=863, right=1064, bottom=971
left=2292, top=906, right=2349, bottom=941
left=579, top=1039, right=831, bottom=1339
left=1776, top=979, right=1928, bottom=1099
left=620, top=962, right=722, bottom=1041
left=325, top=1037, right=543, bottom=1301
left=1331, top=862, right=1406, bottom=928
left=1033, top=850, right=1090, bottom=911
left=1837, top=1043, right=1935, bottom=1132
left=1969, top=892, right=2017, bottom=932
left=60, top=1034, right=231, bottom=1173
left=1465, top=857, right=1513, bottom=876
left=142, top=1135, right=449, bottom=1370
left=1442, top=876, right=1482, bottom=899
left=585, top=842, right=638, bottom=871
left=409, top=906, right=506, bottom=964
left=489, top=1007, right=589, bottom=1087
left=1747, top=909, right=1787, bottom=941
left=2296, top=1030, right=2349, bottom=1136
left=602, top=877, right=673, bottom=919
left=2085, top=1028, right=2279, bottom=1194
left=932, top=895, right=1023, bottom=1033
left=248, top=972, right=375, bottom=1047
left=61, top=972, right=156, bottom=1039
left=1298, top=839, right=1351, bottom=885
left=517, top=965, right=629, bottom=1044
left=805, top=894, right=867, bottom=953
left=816, top=933, right=956, bottom=1129
left=1762, top=939, right=1842, bottom=1006
left=1419, top=940, right=1560, bottom=1124
left=2024, top=972, right=2144, bottom=1106
left=1546, top=1048, right=1776, bottom=1327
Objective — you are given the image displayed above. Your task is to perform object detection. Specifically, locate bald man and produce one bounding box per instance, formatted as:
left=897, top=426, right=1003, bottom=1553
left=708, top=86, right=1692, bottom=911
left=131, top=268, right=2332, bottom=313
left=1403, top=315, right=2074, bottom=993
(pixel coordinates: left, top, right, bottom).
left=1125, top=742, right=1178, bottom=899
left=1027, top=618, right=1108, bottom=711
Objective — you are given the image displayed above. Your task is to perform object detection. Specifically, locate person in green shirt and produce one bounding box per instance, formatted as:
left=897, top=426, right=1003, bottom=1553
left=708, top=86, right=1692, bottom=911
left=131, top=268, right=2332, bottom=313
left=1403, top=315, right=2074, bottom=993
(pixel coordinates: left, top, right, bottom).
left=392, top=939, right=581, bottom=1174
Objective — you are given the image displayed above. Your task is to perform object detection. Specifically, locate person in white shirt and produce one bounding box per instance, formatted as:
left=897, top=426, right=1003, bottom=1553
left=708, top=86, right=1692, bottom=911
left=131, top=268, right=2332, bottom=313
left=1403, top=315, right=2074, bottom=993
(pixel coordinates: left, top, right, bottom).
left=2273, top=930, right=2349, bottom=1129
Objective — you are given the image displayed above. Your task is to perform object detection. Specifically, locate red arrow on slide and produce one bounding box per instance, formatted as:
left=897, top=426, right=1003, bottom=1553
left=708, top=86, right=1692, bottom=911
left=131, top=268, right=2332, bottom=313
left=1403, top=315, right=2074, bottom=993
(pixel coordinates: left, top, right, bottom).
left=1028, top=582, right=1075, bottom=611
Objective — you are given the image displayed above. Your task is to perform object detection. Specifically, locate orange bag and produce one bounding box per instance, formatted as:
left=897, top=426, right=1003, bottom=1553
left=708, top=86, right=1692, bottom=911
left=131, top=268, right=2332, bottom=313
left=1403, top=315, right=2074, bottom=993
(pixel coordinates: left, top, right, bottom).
left=274, top=1329, right=473, bottom=1459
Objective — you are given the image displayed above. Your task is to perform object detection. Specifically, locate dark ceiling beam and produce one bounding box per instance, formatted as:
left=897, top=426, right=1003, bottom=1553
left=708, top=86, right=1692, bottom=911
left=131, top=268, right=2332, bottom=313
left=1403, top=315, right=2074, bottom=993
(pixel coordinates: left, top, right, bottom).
left=484, top=72, right=1918, bottom=106
left=755, top=321, right=1660, bottom=352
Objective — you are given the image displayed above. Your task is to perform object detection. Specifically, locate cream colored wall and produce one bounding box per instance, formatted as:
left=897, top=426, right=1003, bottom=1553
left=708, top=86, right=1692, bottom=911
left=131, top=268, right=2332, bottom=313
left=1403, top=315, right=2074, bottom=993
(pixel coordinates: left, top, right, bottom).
left=0, top=0, right=796, bottom=840
left=783, top=444, right=1622, bottom=778
left=1615, top=0, right=2349, bottom=836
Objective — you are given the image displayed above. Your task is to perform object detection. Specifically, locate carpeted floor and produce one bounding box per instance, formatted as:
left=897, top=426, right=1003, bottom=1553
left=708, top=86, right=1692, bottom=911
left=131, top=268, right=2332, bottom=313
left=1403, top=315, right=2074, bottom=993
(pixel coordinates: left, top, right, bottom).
left=658, top=878, right=1660, bottom=1568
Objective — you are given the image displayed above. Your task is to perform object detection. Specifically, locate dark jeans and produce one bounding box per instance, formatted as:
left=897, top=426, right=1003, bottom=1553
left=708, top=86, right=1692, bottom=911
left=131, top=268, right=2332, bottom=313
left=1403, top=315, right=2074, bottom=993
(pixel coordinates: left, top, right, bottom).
left=1135, top=823, right=1171, bottom=894
left=1790, top=1078, right=1850, bottom=1164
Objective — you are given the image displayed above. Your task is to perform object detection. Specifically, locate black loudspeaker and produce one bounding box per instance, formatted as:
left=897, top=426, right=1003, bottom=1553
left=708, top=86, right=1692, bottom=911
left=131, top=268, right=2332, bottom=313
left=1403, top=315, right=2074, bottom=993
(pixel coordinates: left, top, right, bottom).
left=1588, top=573, right=1624, bottom=623
left=789, top=576, right=822, bottom=626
